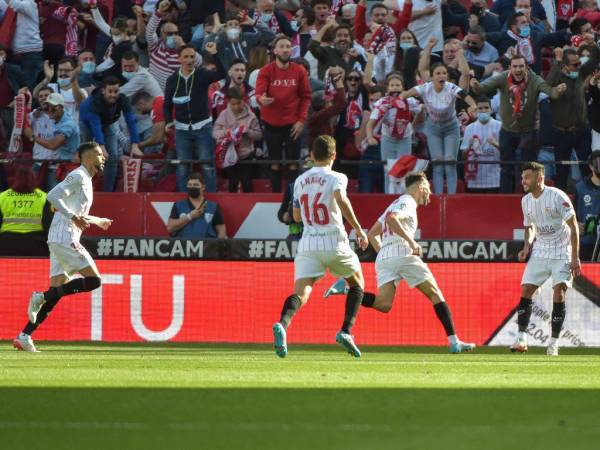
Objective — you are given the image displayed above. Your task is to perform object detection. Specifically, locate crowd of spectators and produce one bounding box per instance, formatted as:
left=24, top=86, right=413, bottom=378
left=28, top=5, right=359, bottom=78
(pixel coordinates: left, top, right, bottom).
left=0, top=0, right=599, bottom=201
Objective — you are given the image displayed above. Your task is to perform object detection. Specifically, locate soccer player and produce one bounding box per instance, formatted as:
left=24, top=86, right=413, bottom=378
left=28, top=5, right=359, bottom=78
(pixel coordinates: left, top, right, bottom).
left=325, top=172, right=476, bottom=353
left=512, top=162, right=581, bottom=356
left=13, top=142, right=113, bottom=352
left=272, top=135, right=369, bottom=358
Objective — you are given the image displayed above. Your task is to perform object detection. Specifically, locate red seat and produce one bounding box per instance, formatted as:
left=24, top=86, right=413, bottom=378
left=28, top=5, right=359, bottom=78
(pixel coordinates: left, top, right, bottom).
left=252, top=178, right=272, bottom=192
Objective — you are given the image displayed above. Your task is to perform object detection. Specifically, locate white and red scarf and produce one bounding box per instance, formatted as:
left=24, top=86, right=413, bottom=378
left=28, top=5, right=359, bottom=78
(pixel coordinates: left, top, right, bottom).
left=387, top=155, right=429, bottom=194
left=506, top=30, right=535, bottom=65
left=507, top=71, right=529, bottom=119
left=254, top=9, right=280, bottom=34
left=345, top=98, right=362, bottom=130
left=8, top=91, right=32, bottom=153
left=369, top=24, right=396, bottom=55
left=557, top=0, right=574, bottom=21
left=370, top=95, right=413, bottom=139
left=53, top=6, right=80, bottom=57
left=215, top=125, right=245, bottom=169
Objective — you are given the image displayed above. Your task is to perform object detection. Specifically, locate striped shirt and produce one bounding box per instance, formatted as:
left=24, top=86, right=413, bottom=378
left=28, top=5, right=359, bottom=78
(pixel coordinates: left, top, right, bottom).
left=376, top=194, right=418, bottom=260
left=522, top=186, right=575, bottom=260
left=294, top=166, right=349, bottom=252
left=47, top=166, right=93, bottom=245
left=146, top=12, right=181, bottom=91
left=414, top=81, right=462, bottom=123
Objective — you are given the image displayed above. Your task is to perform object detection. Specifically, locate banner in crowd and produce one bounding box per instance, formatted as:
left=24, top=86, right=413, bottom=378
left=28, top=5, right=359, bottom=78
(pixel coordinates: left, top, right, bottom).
left=81, top=238, right=522, bottom=262
left=85, top=193, right=524, bottom=239
left=2, top=260, right=599, bottom=347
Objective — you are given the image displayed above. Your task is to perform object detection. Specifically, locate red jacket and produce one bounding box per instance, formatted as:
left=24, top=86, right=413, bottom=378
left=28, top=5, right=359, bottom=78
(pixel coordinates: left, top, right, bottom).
left=255, top=62, right=312, bottom=127
left=576, top=8, right=600, bottom=27
left=354, top=2, right=413, bottom=46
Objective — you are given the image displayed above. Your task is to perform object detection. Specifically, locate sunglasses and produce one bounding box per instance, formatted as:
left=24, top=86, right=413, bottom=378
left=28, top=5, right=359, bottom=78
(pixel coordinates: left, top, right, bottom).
left=346, top=76, right=361, bottom=82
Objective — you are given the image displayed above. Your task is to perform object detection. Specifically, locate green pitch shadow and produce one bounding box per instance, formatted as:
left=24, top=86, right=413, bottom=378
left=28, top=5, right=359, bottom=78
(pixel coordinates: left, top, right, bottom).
left=1, top=387, right=599, bottom=450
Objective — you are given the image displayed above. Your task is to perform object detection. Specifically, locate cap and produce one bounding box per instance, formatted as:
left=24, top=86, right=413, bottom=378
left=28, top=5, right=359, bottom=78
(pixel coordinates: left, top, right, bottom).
left=45, top=93, right=65, bottom=107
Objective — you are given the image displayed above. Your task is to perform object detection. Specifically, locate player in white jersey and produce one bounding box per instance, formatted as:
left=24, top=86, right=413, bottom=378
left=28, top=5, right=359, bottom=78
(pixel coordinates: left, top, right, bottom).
left=13, top=142, right=113, bottom=352
left=512, top=162, right=581, bottom=356
left=326, top=172, right=475, bottom=353
left=272, top=135, right=369, bottom=358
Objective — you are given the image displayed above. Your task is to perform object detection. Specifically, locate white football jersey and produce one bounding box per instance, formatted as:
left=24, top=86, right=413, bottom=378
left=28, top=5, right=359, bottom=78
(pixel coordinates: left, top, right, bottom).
left=293, top=166, right=349, bottom=252
left=522, top=186, right=575, bottom=260
left=47, top=166, right=94, bottom=245
left=376, top=194, right=418, bottom=260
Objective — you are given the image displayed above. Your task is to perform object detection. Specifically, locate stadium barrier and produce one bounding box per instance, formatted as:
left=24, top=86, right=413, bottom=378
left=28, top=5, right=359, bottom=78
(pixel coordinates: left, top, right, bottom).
left=2, top=239, right=599, bottom=347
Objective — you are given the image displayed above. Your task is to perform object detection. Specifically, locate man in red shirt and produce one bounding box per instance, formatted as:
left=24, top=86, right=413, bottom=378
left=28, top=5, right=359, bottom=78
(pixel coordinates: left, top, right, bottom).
left=255, top=35, right=311, bottom=192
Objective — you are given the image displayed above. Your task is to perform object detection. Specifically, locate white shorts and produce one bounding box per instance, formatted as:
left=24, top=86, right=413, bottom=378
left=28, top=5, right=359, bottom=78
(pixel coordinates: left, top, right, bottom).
left=521, top=257, right=572, bottom=288
left=376, top=255, right=435, bottom=288
left=48, top=242, right=98, bottom=279
left=294, top=247, right=361, bottom=281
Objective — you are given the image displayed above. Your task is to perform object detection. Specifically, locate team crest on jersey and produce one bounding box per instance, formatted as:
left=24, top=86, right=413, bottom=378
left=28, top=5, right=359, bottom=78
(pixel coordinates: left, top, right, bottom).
left=562, top=202, right=570, bottom=208
left=204, top=213, right=214, bottom=223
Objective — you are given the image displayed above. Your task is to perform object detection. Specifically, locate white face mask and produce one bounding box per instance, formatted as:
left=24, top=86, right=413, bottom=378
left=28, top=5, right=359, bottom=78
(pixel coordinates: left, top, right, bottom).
left=0, top=56, right=5, bottom=67
left=226, top=28, right=241, bottom=41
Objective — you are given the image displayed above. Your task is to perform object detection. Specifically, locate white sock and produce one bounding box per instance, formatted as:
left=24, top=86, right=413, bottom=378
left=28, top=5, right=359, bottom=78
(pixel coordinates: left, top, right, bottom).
left=448, top=334, right=458, bottom=345
left=549, top=337, right=558, bottom=346
left=518, top=331, right=527, bottom=342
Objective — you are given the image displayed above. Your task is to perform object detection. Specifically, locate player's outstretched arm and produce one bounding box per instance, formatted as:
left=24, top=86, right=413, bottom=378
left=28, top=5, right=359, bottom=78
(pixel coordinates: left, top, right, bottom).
left=334, top=190, right=368, bottom=250
left=566, top=216, right=582, bottom=277
left=385, top=212, right=421, bottom=256
left=367, top=221, right=383, bottom=253
left=86, top=215, right=113, bottom=231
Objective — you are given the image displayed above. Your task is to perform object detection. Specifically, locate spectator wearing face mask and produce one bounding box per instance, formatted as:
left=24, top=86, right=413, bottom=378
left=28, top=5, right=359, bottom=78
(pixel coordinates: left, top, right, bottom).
left=463, top=26, right=500, bottom=78
left=33, top=59, right=87, bottom=124
left=546, top=46, right=600, bottom=191
left=205, top=12, right=276, bottom=74
left=249, top=0, right=295, bottom=37
left=145, top=0, right=192, bottom=90
left=486, top=13, right=570, bottom=74
left=29, top=86, right=57, bottom=189
left=490, top=0, right=548, bottom=27
left=119, top=51, right=163, bottom=99
left=77, top=49, right=99, bottom=94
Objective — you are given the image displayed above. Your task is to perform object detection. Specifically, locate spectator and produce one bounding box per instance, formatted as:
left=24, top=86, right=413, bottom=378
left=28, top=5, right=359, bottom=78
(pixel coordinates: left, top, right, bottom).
left=467, top=0, right=501, bottom=33
left=249, top=0, right=294, bottom=37
left=146, top=0, right=191, bottom=90
left=0, top=0, right=44, bottom=91
left=211, top=59, right=257, bottom=120
left=29, top=86, right=57, bottom=189
left=356, top=85, right=385, bottom=193
left=575, top=0, right=600, bottom=28
left=166, top=173, right=227, bottom=238
left=213, top=86, right=263, bottom=193
left=514, top=0, right=547, bottom=33
left=79, top=76, right=142, bottom=192
left=0, top=44, right=25, bottom=146
left=471, top=55, right=567, bottom=192
left=463, top=26, right=500, bottom=78
left=131, top=92, right=168, bottom=155
left=33, top=59, right=87, bottom=123
left=307, top=66, right=346, bottom=148
left=278, top=179, right=303, bottom=240
left=164, top=44, right=225, bottom=193
left=23, top=93, right=80, bottom=177
left=367, top=73, right=422, bottom=193
left=418, top=38, right=471, bottom=91
left=119, top=51, right=163, bottom=99
left=77, top=49, right=99, bottom=94
left=0, top=166, right=53, bottom=257
left=490, top=0, right=548, bottom=27
left=248, top=46, right=271, bottom=88
left=573, top=151, right=600, bottom=261
left=460, top=96, right=502, bottom=193
left=205, top=12, right=275, bottom=73
left=546, top=46, right=599, bottom=190
left=354, top=1, right=394, bottom=46
left=256, top=35, right=312, bottom=192
left=291, top=6, right=317, bottom=59
left=311, top=0, right=331, bottom=31
left=569, top=18, right=596, bottom=48
left=309, top=19, right=364, bottom=79
left=396, top=0, right=444, bottom=53
left=402, top=63, right=476, bottom=194
left=588, top=70, right=600, bottom=150
left=486, top=13, right=570, bottom=74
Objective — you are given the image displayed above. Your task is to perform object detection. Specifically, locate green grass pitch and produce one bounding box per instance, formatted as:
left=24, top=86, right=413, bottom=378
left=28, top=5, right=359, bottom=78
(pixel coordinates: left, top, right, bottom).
left=1, top=343, right=600, bottom=450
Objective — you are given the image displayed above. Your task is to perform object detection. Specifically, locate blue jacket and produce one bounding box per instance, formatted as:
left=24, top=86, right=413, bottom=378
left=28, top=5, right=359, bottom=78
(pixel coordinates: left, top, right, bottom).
left=574, top=177, right=600, bottom=245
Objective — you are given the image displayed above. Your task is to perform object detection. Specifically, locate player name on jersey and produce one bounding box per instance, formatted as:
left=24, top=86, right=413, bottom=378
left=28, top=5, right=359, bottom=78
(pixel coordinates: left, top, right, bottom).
left=80, top=238, right=522, bottom=262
